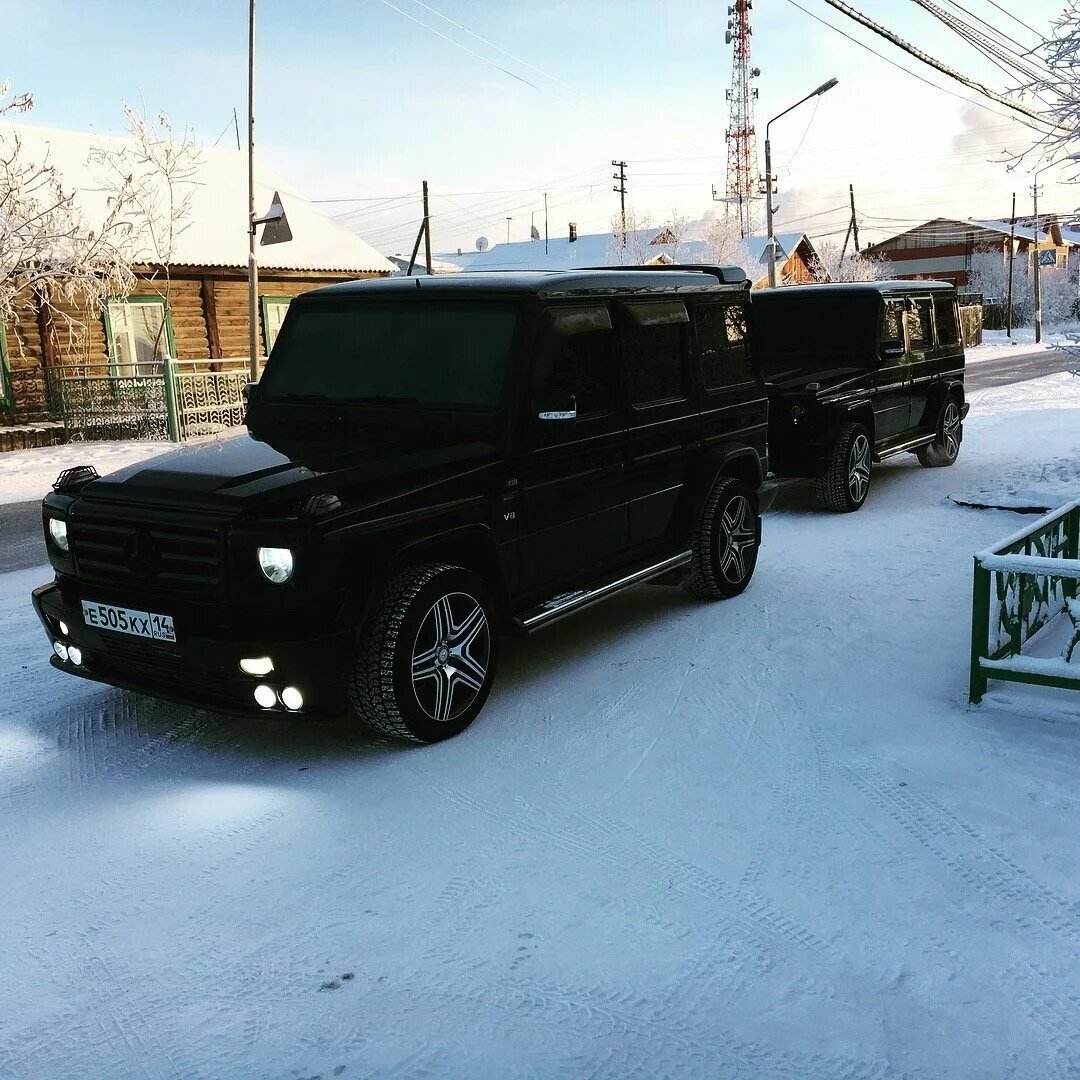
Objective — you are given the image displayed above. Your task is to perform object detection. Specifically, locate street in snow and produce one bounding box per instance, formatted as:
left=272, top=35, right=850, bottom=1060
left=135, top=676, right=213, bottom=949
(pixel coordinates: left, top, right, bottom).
left=2, top=372, right=1079, bottom=1078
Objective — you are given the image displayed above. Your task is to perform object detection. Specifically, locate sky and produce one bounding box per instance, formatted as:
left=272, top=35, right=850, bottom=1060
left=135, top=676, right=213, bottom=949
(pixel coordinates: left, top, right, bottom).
left=2, top=0, right=1077, bottom=258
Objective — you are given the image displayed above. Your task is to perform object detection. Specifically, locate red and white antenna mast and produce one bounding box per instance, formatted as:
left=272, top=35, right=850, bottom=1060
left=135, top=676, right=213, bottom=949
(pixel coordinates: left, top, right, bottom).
left=720, top=0, right=761, bottom=237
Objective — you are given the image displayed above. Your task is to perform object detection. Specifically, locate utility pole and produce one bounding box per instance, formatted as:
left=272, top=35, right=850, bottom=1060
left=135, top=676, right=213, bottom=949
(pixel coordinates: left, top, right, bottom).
left=1007, top=191, right=1016, bottom=339
left=763, top=140, right=777, bottom=285
left=506, top=217, right=512, bottom=245
left=849, top=184, right=860, bottom=252
left=1033, top=179, right=1043, bottom=344
left=612, top=160, right=628, bottom=246
left=406, top=181, right=430, bottom=276
left=247, top=0, right=258, bottom=382
left=422, top=180, right=432, bottom=275
left=544, top=192, right=549, bottom=255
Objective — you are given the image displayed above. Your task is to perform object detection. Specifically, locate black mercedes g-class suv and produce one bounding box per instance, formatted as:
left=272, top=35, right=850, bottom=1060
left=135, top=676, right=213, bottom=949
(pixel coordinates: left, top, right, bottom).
left=752, top=280, right=968, bottom=512
left=34, top=267, right=774, bottom=742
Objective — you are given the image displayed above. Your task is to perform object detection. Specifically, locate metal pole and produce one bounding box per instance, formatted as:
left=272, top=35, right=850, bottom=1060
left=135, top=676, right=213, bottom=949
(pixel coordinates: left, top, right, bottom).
left=850, top=183, right=860, bottom=252
left=544, top=192, right=549, bottom=255
left=1034, top=182, right=1042, bottom=345
left=765, top=136, right=777, bottom=288
left=506, top=217, right=511, bottom=245
left=422, top=180, right=432, bottom=275
left=1006, top=191, right=1015, bottom=339
left=247, top=0, right=259, bottom=383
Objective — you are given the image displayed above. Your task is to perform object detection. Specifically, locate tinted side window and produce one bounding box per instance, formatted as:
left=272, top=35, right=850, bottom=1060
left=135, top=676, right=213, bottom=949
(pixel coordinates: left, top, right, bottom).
left=934, top=297, right=960, bottom=347
left=550, top=328, right=615, bottom=417
left=906, top=298, right=933, bottom=351
left=696, top=303, right=753, bottom=389
left=620, top=303, right=688, bottom=405
left=541, top=307, right=615, bottom=418
left=882, top=299, right=904, bottom=347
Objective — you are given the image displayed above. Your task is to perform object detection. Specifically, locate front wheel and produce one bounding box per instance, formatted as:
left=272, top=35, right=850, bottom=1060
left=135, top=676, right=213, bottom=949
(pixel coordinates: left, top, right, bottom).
left=684, top=476, right=760, bottom=600
left=815, top=422, right=872, bottom=512
left=349, top=564, right=498, bottom=743
left=917, top=399, right=962, bottom=467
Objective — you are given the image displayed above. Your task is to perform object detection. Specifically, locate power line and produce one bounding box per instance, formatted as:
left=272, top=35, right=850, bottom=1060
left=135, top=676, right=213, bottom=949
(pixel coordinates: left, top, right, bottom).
left=779, top=0, right=1051, bottom=134
left=820, top=0, right=1052, bottom=129
left=406, top=0, right=586, bottom=99
left=981, top=0, right=1042, bottom=40
left=377, top=0, right=540, bottom=90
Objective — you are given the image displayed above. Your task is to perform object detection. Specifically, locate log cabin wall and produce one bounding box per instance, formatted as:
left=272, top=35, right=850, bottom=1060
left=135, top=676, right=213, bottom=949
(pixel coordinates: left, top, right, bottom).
left=0, top=267, right=388, bottom=429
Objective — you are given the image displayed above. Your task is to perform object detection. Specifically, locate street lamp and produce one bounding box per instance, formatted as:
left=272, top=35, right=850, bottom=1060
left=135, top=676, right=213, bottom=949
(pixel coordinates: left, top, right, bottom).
left=764, top=78, right=838, bottom=288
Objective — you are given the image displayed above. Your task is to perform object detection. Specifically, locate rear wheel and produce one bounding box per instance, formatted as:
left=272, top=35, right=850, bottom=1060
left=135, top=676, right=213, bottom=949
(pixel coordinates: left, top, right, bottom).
left=815, top=422, right=871, bottom=512
left=917, top=399, right=962, bottom=467
left=349, top=564, right=498, bottom=743
left=684, top=476, right=760, bottom=600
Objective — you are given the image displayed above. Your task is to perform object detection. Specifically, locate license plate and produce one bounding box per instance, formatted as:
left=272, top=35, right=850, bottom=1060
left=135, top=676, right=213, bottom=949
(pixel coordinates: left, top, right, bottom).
left=81, top=601, right=176, bottom=643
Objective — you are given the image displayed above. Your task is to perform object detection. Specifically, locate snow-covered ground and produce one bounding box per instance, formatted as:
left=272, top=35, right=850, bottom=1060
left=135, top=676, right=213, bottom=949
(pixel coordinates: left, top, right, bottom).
left=966, top=325, right=1080, bottom=364
left=2, top=376, right=1080, bottom=1078
left=0, top=439, right=174, bottom=506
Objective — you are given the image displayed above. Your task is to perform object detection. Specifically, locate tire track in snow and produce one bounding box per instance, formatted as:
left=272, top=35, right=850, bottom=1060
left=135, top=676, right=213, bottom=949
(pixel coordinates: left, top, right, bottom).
left=1006, top=962, right=1080, bottom=1080
left=840, top=761, right=1080, bottom=940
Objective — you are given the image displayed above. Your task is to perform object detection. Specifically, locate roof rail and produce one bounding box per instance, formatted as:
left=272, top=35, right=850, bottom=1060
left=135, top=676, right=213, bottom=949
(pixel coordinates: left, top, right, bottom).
left=587, top=264, right=749, bottom=287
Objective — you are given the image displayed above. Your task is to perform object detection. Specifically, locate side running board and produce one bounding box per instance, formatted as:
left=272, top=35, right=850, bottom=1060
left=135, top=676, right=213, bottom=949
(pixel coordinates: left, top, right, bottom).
left=517, top=551, right=692, bottom=633
left=876, top=432, right=936, bottom=461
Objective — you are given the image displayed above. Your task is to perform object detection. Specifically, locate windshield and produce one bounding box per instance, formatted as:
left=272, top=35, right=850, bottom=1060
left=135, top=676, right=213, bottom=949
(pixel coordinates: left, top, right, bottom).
left=753, top=293, right=881, bottom=379
left=259, top=301, right=521, bottom=407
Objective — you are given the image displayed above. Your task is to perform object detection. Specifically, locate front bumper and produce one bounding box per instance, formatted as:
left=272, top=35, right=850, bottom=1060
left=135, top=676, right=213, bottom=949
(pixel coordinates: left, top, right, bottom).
left=32, top=580, right=352, bottom=719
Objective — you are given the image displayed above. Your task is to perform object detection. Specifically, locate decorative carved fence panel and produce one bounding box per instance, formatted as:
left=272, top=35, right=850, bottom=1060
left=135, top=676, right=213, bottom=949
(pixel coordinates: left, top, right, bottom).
left=45, top=364, right=170, bottom=442
left=46, top=358, right=259, bottom=444
left=970, top=499, right=1080, bottom=702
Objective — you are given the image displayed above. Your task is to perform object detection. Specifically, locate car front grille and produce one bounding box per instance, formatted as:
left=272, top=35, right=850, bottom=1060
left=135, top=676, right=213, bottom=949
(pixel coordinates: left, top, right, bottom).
left=70, top=510, right=225, bottom=597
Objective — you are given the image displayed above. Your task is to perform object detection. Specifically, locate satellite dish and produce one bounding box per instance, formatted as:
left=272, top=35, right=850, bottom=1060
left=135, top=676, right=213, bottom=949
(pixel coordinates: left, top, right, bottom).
left=476, top=236, right=490, bottom=252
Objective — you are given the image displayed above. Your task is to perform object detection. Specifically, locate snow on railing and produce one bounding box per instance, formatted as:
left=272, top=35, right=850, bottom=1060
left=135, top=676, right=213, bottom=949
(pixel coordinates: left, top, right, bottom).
left=970, top=498, right=1080, bottom=703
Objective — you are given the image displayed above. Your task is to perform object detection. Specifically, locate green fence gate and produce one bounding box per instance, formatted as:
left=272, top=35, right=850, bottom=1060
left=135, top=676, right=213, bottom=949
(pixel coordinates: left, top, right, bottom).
left=969, top=498, right=1080, bottom=702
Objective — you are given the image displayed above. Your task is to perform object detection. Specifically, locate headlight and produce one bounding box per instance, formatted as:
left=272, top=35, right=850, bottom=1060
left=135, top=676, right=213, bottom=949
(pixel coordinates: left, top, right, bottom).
left=48, top=517, right=70, bottom=552
left=257, top=546, right=294, bottom=584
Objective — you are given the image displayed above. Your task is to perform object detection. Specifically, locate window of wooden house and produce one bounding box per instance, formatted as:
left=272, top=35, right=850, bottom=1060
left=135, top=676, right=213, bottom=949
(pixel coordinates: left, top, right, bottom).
left=105, top=298, right=173, bottom=376
left=262, top=297, right=292, bottom=354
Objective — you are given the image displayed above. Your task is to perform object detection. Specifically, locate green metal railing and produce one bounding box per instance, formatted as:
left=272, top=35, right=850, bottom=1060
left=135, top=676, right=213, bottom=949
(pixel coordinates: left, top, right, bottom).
left=47, top=358, right=258, bottom=444
left=969, top=498, right=1080, bottom=702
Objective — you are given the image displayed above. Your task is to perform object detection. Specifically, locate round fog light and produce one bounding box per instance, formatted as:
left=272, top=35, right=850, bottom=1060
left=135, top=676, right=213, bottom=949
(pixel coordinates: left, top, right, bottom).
left=280, top=686, right=304, bottom=712
left=253, top=684, right=277, bottom=709
left=68, top=645, right=83, bottom=666
left=53, top=641, right=69, bottom=662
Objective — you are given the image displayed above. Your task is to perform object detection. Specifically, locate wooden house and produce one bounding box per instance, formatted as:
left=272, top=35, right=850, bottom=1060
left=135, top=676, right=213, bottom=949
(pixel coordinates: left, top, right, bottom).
left=0, top=124, right=393, bottom=448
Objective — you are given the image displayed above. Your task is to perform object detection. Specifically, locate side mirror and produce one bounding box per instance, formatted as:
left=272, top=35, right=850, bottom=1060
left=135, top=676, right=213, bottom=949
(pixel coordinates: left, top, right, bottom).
left=244, top=381, right=258, bottom=404
left=536, top=390, right=577, bottom=422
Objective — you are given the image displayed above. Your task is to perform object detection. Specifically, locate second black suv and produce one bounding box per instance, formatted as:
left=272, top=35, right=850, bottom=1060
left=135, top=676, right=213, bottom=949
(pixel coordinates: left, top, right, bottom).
left=34, top=268, right=774, bottom=742
left=752, top=280, right=968, bottom=511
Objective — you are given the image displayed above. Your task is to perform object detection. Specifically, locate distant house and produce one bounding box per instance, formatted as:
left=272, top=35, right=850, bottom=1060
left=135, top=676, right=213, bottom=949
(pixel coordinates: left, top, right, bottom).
left=863, top=216, right=1080, bottom=287
left=0, top=124, right=394, bottom=439
left=439, top=226, right=823, bottom=289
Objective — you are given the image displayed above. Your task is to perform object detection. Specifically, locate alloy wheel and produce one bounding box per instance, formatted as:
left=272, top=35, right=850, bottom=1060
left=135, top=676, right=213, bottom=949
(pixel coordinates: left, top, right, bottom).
left=942, top=402, right=961, bottom=459
left=717, top=494, right=757, bottom=584
left=848, top=434, right=871, bottom=503
left=411, top=592, right=490, bottom=722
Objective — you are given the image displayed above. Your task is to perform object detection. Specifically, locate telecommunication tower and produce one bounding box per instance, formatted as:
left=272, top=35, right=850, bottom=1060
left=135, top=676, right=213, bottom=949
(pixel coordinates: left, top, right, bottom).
left=721, top=0, right=761, bottom=237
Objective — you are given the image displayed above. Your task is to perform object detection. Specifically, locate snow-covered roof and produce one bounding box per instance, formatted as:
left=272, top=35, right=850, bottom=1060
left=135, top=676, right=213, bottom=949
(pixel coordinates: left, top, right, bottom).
left=439, top=228, right=809, bottom=273
left=385, top=252, right=461, bottom=275
left=3, top=122, right=394, bottom=274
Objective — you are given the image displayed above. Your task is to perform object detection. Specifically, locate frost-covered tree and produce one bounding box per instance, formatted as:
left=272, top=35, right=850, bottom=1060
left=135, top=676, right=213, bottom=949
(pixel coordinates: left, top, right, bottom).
left=89, top=105, right=201, bottom=354
left=701, top=215, right=758, bottom=279
left=0, top=83, right=135, bottom=338
left=969, top=248, right=1079, bottom=327
left=1030, top=2, right=1080, bottom=160
left=810, top=240, right=891, bottom=283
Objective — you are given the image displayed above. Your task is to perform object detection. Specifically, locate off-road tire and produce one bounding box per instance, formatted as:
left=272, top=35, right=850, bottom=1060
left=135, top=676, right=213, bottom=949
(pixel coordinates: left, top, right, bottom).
left=815, top=422, right=872, bottom=512
left=916, top=398, right=962, bottom=468
left=683, top=476, right=760, bottom=600
left=349, top=563, right=498, bottom=744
